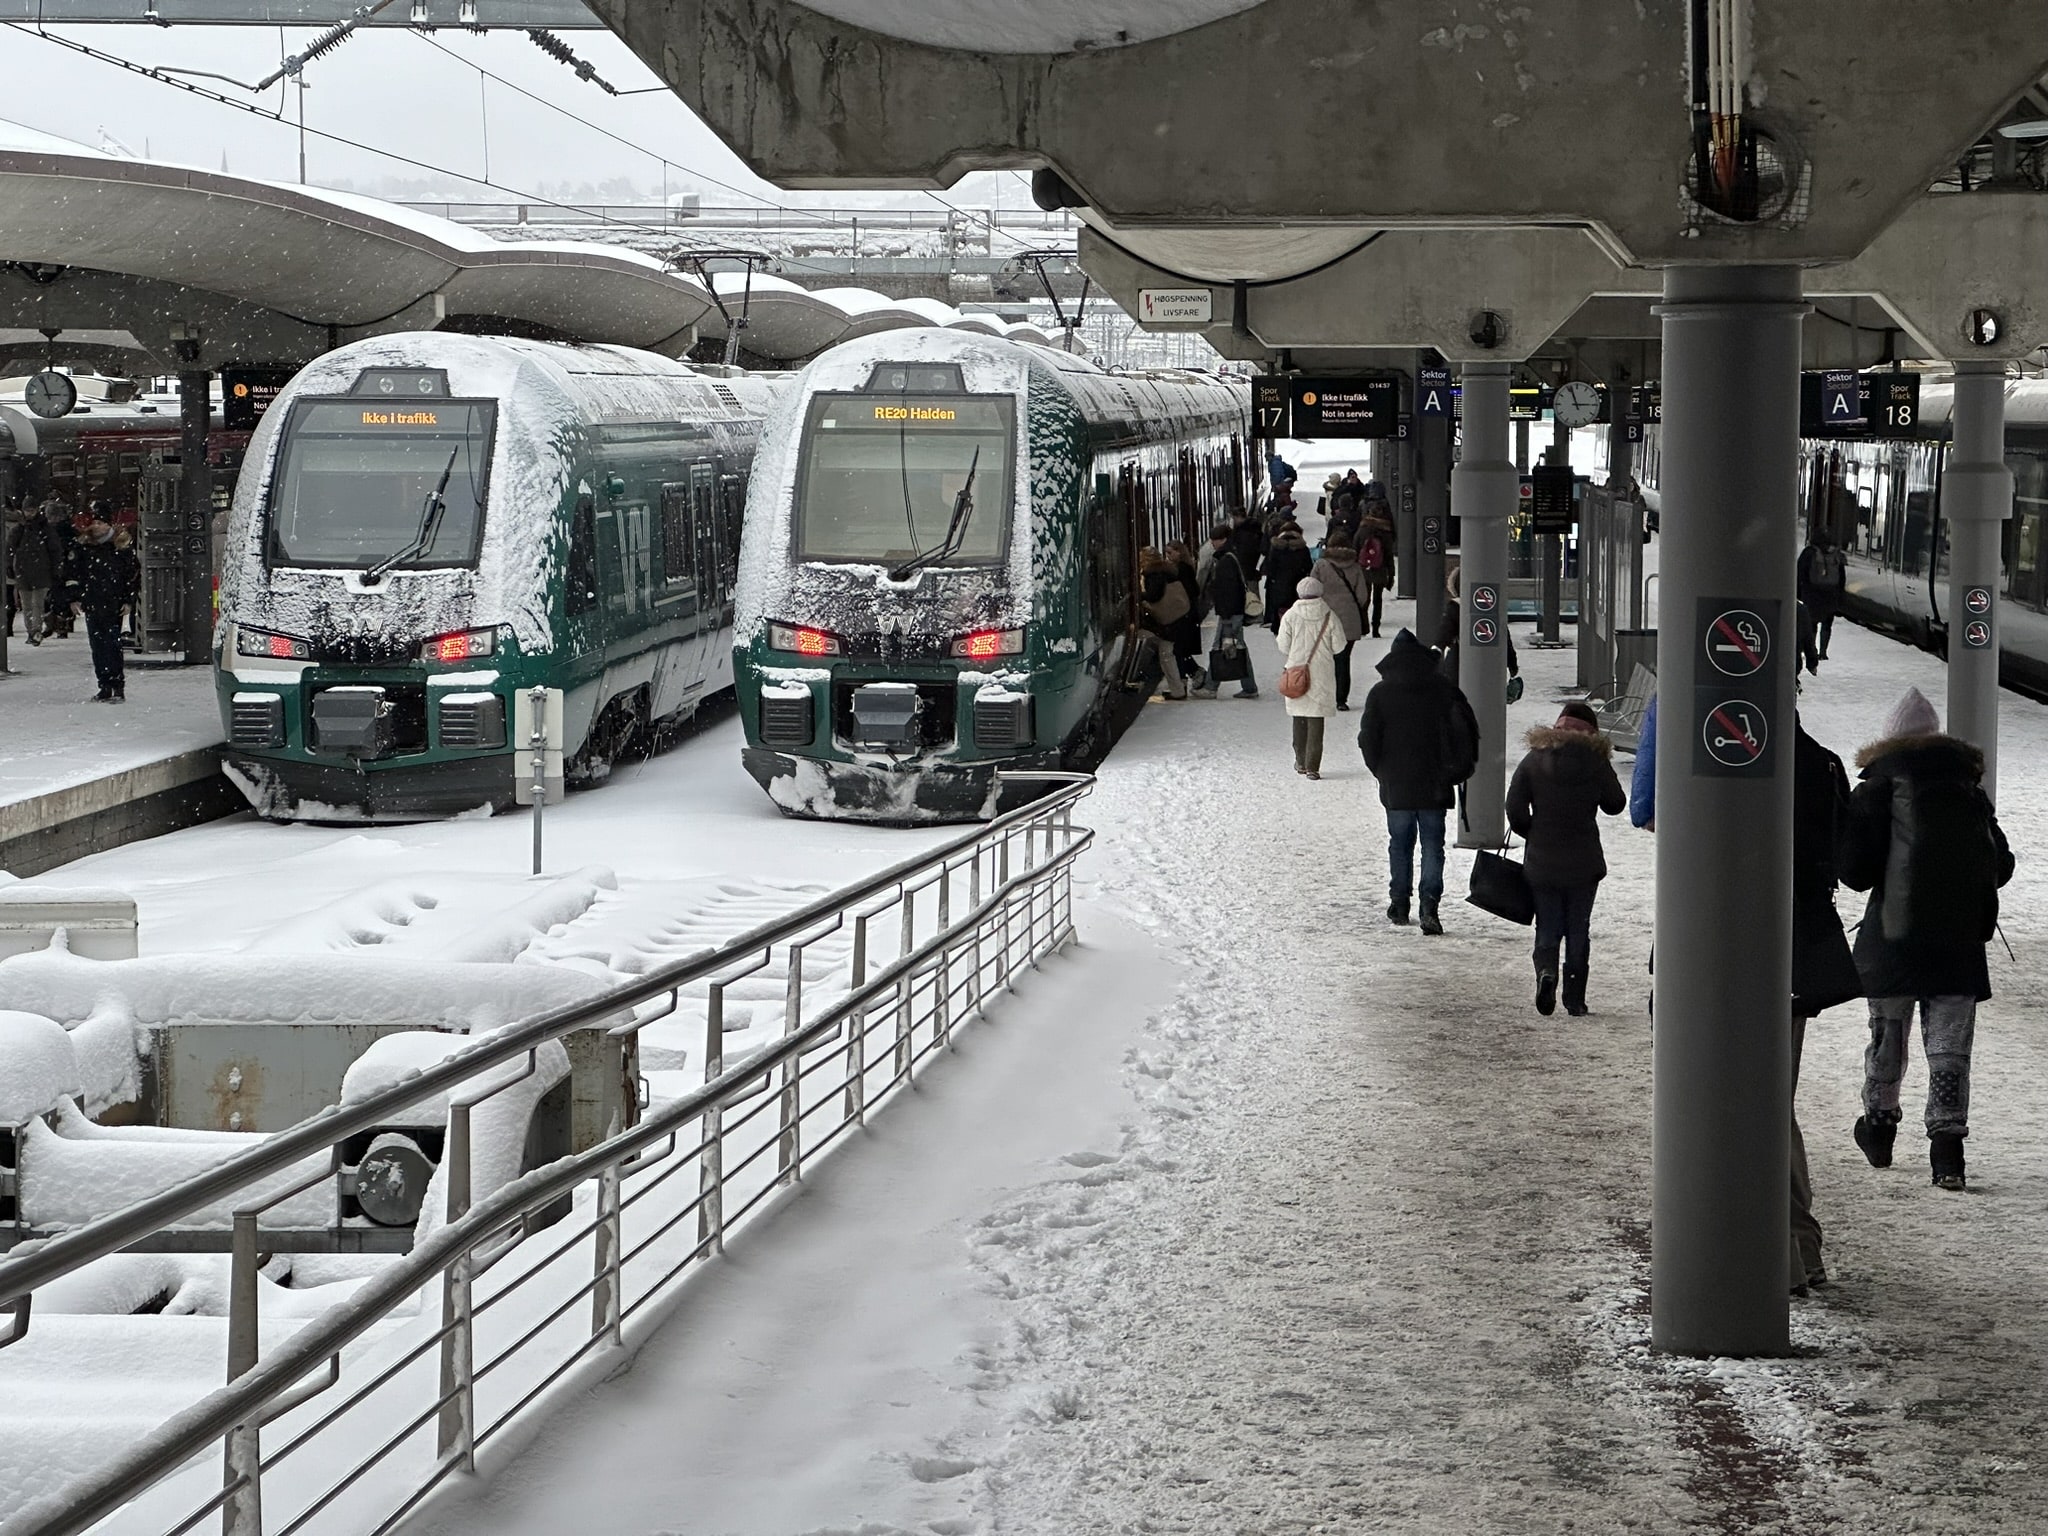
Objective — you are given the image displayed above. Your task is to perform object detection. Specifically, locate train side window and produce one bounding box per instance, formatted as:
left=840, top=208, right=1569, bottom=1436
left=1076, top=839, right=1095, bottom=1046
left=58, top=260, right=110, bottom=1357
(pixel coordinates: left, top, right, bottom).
left=567, top=495, right=599, bottom=616
left=659, top=483, right=692, bottom=584
left=620, top=504, right=652, bottom=613
left=719, top=474, right=744, bottom=591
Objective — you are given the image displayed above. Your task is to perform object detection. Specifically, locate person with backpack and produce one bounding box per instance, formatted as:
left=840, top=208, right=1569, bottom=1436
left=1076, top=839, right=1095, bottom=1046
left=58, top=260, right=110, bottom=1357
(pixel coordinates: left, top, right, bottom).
left=1276, top=576, right=1343, bottom=777
left=1842, top=687, right=2014, bottom=1192
left=1797, top=528, right=1848, bottom=671
left=1197, top=523, right=1259, bottom=699
left=1261, top=522, right=1315, bottom=634
left=1137, top=547, right=1191, bottom=701
left=1309, top=534, right=1368, bottom=710
left=1357, top=498, right=1397, bottom=638
left=1506, top=702, right=1627, bottom=1016
left=1360, top=628, right=1481, bottom=935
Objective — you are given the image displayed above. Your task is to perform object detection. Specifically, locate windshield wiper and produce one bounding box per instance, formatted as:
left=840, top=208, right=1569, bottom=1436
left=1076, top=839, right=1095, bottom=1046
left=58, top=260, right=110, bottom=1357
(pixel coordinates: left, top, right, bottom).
left=887, top=446, right=980, bottom=582
left=362, top=448, right=460, bottom=585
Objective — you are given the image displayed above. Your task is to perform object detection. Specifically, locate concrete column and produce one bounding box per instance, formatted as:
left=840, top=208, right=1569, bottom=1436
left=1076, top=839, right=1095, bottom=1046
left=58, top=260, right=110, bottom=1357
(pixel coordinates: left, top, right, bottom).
left=1453, top=361, right=1514, bottom=848
left=179, top=369, right=214, bottom=666
left=1651, top=265, right=1805, bottom=1358
left=1944, top=360, right=2011, bottom=801
left=1395, top=391, right=1419, bottom=602
left=1413, top=391, right=1449, bottom=646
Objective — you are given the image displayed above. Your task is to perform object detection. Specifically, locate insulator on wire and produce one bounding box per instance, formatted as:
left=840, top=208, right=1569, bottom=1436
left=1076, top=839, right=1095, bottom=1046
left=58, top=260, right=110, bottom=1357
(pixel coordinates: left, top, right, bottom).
left=526, top=28, right=618, bottom=94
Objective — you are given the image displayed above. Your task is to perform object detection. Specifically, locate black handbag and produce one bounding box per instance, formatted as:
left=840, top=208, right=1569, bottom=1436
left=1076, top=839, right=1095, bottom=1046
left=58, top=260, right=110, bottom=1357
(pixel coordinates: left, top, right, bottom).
left=1207, top=638, right=1250, bottom=683
left=1466, top=849, right=1536, bottom=925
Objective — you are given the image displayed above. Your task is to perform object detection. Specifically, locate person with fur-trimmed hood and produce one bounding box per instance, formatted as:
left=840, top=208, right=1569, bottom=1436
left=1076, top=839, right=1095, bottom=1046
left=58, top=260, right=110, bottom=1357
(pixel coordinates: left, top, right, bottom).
left=1506, top=701, right=1627, bottom=1016
left=1841, top=687, right=2013, bottom=1192
left=1261, top=522, right=1315, bottom=634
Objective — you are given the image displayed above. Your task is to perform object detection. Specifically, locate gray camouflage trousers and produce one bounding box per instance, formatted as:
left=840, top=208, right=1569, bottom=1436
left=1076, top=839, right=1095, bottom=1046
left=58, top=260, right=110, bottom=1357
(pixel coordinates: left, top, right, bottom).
left=1862, top=995, right=1977, bottom=1139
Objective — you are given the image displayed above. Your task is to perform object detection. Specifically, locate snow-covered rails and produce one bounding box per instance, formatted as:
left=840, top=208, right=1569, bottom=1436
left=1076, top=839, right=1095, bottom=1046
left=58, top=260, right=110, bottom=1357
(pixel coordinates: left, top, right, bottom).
left=214, top=333, right=788, bottom=821
left=0, top=773, right=1093, bottom=1536
left=733, top=331, right=1251, bottom=820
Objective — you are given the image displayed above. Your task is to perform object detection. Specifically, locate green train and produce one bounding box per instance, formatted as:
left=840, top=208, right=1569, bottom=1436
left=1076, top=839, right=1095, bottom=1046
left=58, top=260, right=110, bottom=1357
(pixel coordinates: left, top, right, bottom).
left=734, top=332, right=1251, bottom=820
left=215, top=333, right=784, bottom=819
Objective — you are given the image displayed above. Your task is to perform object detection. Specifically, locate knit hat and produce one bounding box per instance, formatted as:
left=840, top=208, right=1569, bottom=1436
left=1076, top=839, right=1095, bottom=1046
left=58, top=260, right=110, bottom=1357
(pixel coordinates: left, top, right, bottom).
left=1296, top=577, right=1324, bottom=599
left=1554, top=701, right=1600, bottom=735
left=1882, top=686, right=1940, bottom=739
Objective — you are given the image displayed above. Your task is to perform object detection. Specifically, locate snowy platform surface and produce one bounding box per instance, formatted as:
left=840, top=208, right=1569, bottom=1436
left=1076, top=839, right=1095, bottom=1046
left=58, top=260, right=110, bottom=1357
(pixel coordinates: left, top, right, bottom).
left=0, top=639, right=221, bottom=808
left=397, top=611, right=2048, bottom=1536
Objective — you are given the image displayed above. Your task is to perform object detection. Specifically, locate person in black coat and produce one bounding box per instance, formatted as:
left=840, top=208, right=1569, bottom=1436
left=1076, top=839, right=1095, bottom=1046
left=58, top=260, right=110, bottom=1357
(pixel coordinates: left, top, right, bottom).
left=1796, top=529, right=1848, bottom=669
left=63, top=510, right=138, bottom=702
left=1227, top=510, right=1264, bottom=591
left=1359, top=628, right=1480, bottom=934
left=1261, top=524, right=1314, bottom=634
left=1506, top=702, right=1627, bottom=1016
left=1840, top=687, right=2014, bottom=1191
left=1199, top=524, right=1258, bottom=698
left=1325, top=490, right=1363, bottom=549
left=1788, top=718, right=1861, bottom=1292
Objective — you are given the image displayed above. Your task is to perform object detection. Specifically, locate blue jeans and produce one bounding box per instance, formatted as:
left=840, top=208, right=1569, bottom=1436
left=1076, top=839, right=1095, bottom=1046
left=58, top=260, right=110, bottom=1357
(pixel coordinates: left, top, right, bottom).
left=1386, top=809, right=1445, bottom=906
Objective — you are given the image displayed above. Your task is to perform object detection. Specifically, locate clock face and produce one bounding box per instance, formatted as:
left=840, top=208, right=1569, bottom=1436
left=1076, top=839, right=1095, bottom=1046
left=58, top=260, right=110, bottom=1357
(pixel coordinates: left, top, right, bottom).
left=1552, top=381, right=1602, bottom=428
left=25, top=370, right=77, bottom=420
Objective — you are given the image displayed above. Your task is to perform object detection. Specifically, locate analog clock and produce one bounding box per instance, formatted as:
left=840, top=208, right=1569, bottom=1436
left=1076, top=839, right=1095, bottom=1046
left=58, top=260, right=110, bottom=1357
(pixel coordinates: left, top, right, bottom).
left=1551, top=380, right=1602, bottom=429
left=25, top=370, right=77, bottom=420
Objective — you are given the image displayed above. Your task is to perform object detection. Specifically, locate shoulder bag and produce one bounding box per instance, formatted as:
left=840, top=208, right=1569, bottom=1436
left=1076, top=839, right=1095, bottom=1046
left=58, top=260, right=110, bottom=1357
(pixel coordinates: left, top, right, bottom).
left=1277, top=610, right=1333, bottom=700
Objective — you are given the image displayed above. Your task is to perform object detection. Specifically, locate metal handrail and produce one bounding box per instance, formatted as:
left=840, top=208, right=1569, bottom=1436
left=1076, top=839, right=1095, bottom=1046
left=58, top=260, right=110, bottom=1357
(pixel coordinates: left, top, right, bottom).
left=0, top=773, right=1093, bottom=1311
left=2, top=786, right=1093, bottom=1536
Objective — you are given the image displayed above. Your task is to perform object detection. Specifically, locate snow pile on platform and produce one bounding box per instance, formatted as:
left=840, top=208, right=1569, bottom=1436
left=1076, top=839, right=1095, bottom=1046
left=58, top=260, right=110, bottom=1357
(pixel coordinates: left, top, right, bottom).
left=0, top=1010, right=78, bottom=1122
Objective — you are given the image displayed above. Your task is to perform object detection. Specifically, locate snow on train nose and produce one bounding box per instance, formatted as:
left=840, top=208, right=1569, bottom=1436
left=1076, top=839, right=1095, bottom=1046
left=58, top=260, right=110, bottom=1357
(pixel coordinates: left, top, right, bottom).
left=849, top=682, right=922, bottom=750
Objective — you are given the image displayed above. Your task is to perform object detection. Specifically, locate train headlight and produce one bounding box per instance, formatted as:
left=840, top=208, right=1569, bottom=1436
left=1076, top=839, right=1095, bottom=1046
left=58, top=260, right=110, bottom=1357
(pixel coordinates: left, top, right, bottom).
left=420, top=627, right=498, bottom=663
left=768, top=622, right=844, bottom=657
left=235, top=626, right=314, bottom=661
left=951, top=628, right=1025, bottom=661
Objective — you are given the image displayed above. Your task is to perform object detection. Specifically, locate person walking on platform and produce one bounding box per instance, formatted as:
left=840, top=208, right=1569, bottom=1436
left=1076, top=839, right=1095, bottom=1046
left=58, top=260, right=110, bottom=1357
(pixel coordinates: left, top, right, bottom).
left=1310, top=534, right=1368, bottom=711
left=1198, top=523, right=1258, bottom=699
left=1137, top=547, right=1190, bottom=702
left=1787, top=715, right=1863, bottom=1292
left=1276, top=576, right=1342, bottom=778
left=1506, top=702, right=1626, bottom=1016
left=1842, top=687, right=2013, bottom=1192
left=7, top=500, right=56, bottom=645
left=1325, top=488, right=1363, bottom=549
left=63, top=507, right=137, bottom=702
left=1261, top=522, right=1314, bottom=634
left=1358, top=496, right=1398, bottom=639
left=1797, top=528, right=1847, bottom=669
left=1163, top=540, right=1206, bottom=693
left=1227, top=508, right=1264, bottom=592
left=1360, top=628, right=1480, bottom=935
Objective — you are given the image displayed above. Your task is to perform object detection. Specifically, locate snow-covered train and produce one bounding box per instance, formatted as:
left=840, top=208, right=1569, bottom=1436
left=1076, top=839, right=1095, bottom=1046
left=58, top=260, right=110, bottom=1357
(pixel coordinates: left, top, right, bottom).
left=215, top=333, right=784, bottom=819
left=733, top=331, right=1251, bottom=820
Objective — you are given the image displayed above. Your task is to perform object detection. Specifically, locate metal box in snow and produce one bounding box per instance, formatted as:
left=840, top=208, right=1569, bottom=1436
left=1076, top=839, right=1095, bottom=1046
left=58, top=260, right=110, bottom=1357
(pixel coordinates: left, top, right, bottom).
left=0, top=888, right=138, bottom=961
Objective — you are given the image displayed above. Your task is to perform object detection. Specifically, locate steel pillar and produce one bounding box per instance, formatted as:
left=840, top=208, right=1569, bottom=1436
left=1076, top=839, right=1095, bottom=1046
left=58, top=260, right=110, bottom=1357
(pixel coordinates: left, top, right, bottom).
left=1944, top=361, right=2011, bottom=801
left=1395, top=383, right=1419, bottom=602
left=1651, top=265, right=1804, bottom=1358
left=1413, top=359, right=1450, bottom=645
left=1453, top=362, right=1514, bottom=849
left=179, top=368, right=214, bottom=666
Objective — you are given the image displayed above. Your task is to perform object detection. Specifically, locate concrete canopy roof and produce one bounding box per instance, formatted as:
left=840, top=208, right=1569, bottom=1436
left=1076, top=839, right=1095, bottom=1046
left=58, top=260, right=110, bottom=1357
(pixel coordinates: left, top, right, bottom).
left=692, top=271, right=1032, bottom=360
left=0, top=123, right=719, bottom=369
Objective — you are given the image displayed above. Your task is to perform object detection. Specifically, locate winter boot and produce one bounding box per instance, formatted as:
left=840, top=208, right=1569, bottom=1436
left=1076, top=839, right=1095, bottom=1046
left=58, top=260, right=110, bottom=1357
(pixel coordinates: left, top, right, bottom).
left=1418, top=899, right=1443, bottom=937
left=1535, top=967, right=1558, bottom=1016
left=1387, top=896, right=1411, bottom=926
left=1929, top=1132, right=1967, bottom=1192
left=1562, top=967, right=1589, bottom=1017
left=1853, top=1114, right=1897, bottom=1170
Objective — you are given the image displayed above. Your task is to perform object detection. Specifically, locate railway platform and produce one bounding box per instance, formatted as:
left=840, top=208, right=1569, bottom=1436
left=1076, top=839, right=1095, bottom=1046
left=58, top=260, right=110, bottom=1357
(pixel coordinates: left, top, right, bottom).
left=0, top=642, right=234, bottom=877
left=390, top=612, right=2048, bottom=1536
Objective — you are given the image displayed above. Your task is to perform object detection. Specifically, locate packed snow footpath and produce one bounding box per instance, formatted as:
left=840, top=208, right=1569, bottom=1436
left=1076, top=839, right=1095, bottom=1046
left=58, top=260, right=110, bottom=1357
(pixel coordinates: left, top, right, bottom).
left=0, top=638, right=220, bottom=807
left=397, top=609, right=2048, bottom=1536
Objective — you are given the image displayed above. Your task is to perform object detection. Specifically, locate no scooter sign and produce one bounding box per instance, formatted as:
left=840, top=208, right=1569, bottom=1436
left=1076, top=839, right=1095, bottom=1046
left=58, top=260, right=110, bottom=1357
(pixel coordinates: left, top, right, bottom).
left=1692, top=597, right=1780, bottom=777
left=1469, top=584, right=1501, bottom=645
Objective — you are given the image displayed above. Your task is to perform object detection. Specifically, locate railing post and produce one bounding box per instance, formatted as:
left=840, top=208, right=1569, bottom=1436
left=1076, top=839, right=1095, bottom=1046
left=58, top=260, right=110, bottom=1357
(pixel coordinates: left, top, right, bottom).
left=999, top=829, right=1015, bottom=980
left=845, top=915, right=869, bottom=1125
left=896, top=891, right=917, bottom=1074
left=969, top=850, right=985, bottom=1010
left=779, top=942, right=805, bottom=1184
left=222, top=1211, right=263, bottom=1536
left=935, top=871, right=953, bottom=1046
left=592, top=1159, right=623, bottom=1346
left=700, top=983, right=726, bottom=1255
left=436, top=1105, right=475, bottom=1471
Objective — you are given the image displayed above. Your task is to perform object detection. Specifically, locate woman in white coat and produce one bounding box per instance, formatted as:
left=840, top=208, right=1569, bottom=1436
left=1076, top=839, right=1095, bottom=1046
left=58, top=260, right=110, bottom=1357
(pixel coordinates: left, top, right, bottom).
left=1276, top=576, right=1344, bottom=778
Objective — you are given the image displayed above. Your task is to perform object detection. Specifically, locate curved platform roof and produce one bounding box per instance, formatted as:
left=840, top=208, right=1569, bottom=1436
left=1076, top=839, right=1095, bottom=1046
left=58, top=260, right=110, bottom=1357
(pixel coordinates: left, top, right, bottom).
left=694, top=271, right=1056, bottom=360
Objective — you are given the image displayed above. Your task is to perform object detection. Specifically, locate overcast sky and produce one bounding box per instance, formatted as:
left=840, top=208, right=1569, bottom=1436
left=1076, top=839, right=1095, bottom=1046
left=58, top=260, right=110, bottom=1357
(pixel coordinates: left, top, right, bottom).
left=0, top=21, right=1036, bottom=210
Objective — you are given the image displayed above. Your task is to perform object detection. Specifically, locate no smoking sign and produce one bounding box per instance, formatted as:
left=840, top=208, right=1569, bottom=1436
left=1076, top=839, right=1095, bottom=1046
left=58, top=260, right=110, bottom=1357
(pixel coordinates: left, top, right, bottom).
left=1692, top=597, right=1781, bottom=778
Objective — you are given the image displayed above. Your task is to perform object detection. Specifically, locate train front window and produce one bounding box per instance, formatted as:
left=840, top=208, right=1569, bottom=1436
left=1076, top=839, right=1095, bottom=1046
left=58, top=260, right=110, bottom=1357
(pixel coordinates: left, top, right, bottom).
left=267, top=399, right=495, bottom=570
left=796, top=393, right=1013, bottom=566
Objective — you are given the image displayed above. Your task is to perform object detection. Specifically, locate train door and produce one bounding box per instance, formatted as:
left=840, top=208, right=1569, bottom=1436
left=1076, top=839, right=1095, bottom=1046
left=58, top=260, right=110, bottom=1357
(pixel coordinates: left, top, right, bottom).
left=137, top=460, right=183, bottom=654
left=683, top=462, right=720, bottom=690
left=561, top=492, right=608, bottom=748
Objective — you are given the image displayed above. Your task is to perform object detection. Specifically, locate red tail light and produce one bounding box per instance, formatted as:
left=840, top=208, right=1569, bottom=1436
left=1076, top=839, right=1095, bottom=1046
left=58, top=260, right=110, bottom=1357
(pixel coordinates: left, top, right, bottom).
left=419, top=627, right=498, bottom=663
left=768, top=622, right=844, bottom=657
left=951, top=627, right=1026, bottom=660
